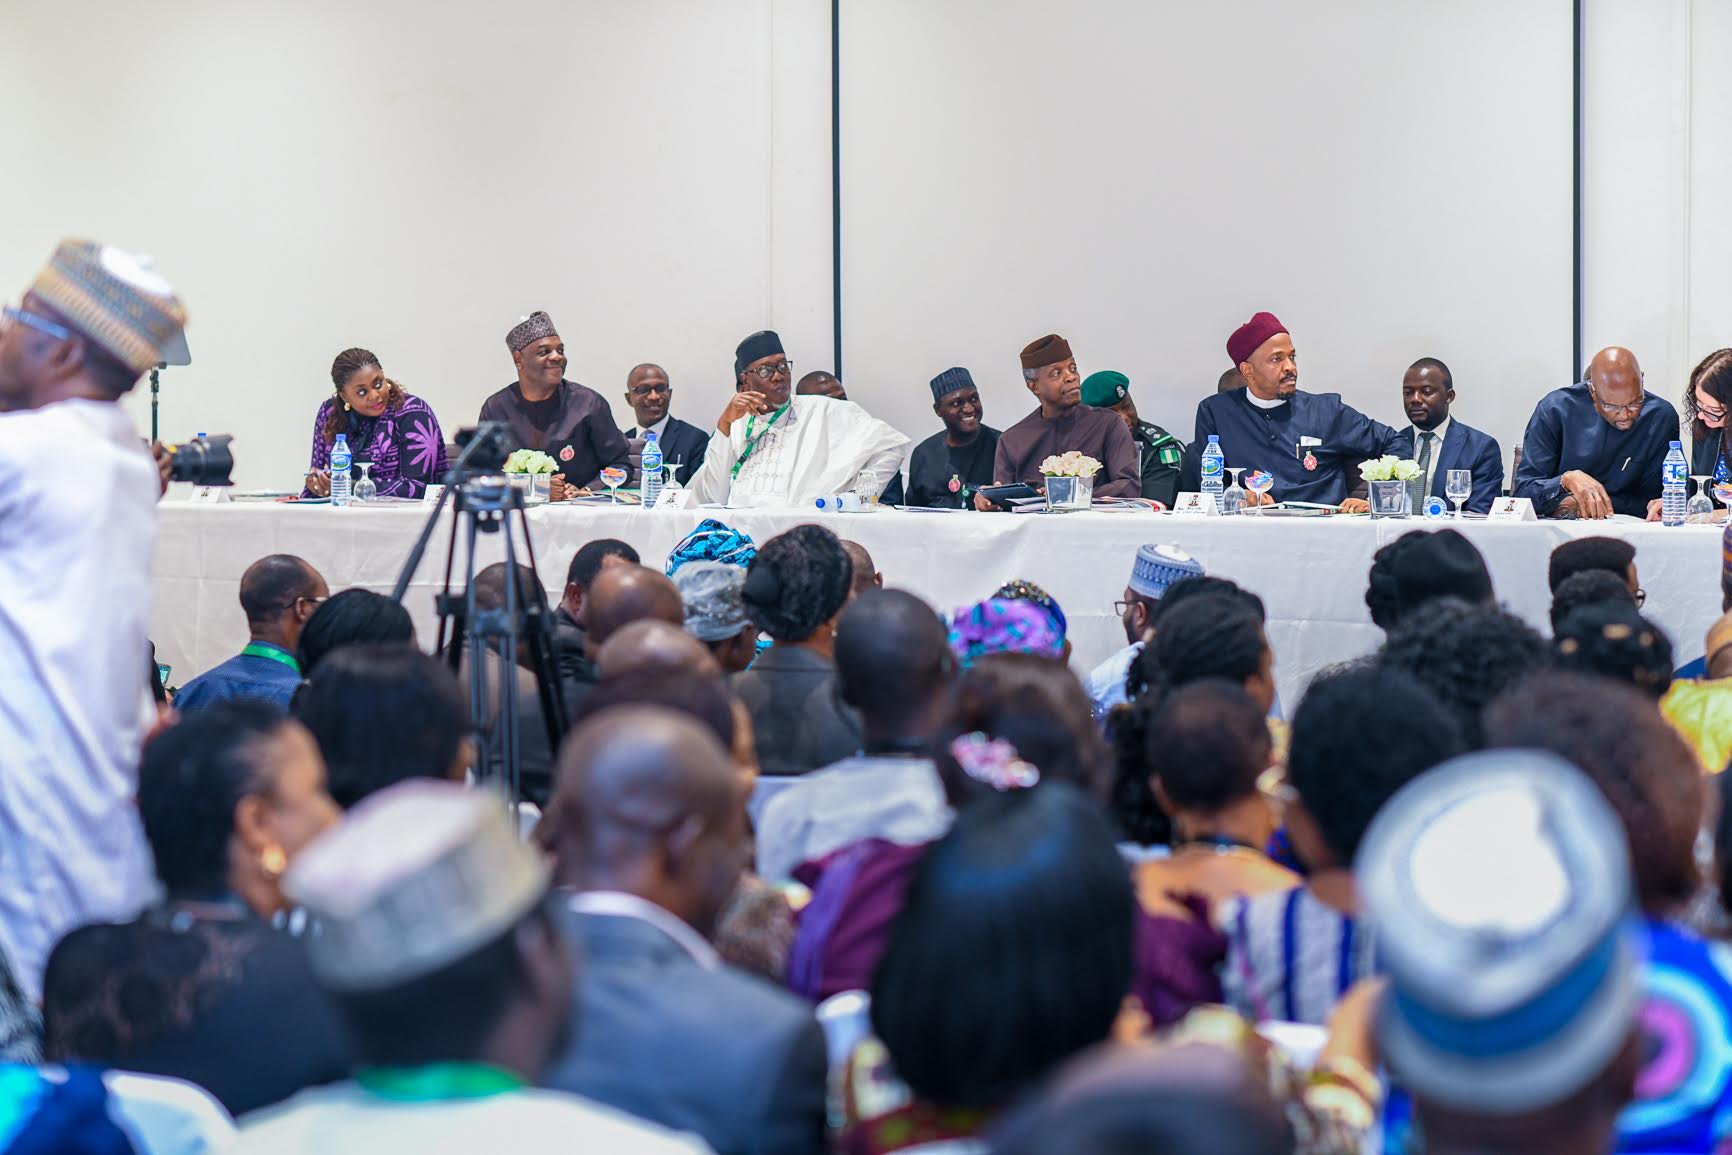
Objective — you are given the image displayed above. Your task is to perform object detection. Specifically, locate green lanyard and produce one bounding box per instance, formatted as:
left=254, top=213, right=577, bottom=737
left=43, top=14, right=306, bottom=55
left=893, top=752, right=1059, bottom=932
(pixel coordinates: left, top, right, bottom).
left=730, top=403, right=791, bottom=479
left=241, top=642, right=300, bottom=673
left=355, top=1063, right=526, bottom=1103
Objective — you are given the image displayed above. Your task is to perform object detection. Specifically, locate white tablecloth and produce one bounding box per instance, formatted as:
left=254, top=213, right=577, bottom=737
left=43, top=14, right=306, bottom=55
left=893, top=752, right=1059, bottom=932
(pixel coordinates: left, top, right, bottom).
left=151, top=502, right=1727, bottom=706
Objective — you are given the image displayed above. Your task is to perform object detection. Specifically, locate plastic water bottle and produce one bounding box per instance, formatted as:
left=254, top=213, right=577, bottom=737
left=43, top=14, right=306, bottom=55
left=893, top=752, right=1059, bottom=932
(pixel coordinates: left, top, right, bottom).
left=330, top=434, right=352, bottom=507
left=815, top=493, right=864, bottom=512
left=1662, top=440, right=1687, bottom=526
left=640, top=431, right=663, bottom=508
left=1200, top=435, right=1225, bottom=508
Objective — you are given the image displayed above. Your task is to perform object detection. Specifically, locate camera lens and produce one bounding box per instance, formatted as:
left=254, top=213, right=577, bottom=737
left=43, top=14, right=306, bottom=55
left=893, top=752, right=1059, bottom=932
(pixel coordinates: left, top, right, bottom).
left=168, top=435, right=235, bottom=487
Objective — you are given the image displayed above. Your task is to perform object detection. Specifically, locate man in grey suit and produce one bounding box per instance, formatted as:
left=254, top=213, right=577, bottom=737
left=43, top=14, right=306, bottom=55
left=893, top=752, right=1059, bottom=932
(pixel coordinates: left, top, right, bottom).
left=541, top=706, right=828, bottom=1155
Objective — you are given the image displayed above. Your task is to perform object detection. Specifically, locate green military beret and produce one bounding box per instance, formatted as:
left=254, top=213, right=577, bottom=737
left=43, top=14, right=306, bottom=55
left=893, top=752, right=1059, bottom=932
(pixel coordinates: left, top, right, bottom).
left=1080, top=370, right=1130, bottom=408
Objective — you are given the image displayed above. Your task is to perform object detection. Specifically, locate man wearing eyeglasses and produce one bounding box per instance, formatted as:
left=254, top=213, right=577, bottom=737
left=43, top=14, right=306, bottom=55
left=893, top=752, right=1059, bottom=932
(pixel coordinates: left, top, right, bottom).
left=174, top=555, right=330, bottom=713
left=1514, top=346, right=1681, bottom=520
left=692, top=330, right=908, bottom=508
left=621, top=363, right=707, bottom=487
left=0, top=238, right=188, bottom=1000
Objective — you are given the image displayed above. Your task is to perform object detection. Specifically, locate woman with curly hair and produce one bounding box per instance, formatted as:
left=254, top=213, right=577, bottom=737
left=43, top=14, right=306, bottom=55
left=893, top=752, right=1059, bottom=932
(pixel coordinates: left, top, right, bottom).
left=302, top=347, right=448, bottom=498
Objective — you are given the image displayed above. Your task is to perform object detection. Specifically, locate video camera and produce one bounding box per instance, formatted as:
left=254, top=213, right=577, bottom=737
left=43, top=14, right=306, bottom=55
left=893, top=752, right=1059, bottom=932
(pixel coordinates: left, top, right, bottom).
left=165, top=434, right=235, bottom=487
left=452, top=425, right=511, bottom=473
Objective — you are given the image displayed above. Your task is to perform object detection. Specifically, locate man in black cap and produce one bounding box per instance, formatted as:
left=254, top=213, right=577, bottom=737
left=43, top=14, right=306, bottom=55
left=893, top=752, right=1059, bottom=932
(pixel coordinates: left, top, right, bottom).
left=478, top=311, right=630, bottom=494
left=691, top=330, right=908, bottom=508
left=881, top=368, right=999, bottom=509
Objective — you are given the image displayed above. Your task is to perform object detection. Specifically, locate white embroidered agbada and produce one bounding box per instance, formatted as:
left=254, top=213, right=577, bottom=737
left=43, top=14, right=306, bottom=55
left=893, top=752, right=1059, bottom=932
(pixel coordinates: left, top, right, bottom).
left=0, top=400, right=157, bottom=1000
left=692, top=396, right=908, bottom=509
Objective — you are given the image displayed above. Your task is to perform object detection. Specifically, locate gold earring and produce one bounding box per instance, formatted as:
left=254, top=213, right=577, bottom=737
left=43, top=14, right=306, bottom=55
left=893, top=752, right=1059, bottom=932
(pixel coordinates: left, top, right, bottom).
left=260, top=846, right=287, bottom=879
left=343, top=401, right=352, bottom=412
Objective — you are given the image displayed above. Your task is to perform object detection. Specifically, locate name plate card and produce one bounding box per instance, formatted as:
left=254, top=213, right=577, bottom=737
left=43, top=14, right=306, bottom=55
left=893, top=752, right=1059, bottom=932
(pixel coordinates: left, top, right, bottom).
left=1487, top=497, right=1537, bottom=522
left=1171, top=492, right=1218, bottom=517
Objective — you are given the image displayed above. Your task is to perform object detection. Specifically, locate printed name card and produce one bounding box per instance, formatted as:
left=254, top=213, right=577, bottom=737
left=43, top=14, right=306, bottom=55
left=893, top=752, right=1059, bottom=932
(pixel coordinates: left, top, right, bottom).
left=656, top=487, right=694, bottom=510
left=1170, top=492, right=1218, bottom=517
left=1486, top=497, right=1536, bottom=522
left=190, top=486, right=231, bottom=505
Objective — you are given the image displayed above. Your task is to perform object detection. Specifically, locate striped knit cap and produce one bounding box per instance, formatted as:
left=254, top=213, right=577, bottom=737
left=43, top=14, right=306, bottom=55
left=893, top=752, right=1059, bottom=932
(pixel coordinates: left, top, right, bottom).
left=29, top=239, right=187, bottom=375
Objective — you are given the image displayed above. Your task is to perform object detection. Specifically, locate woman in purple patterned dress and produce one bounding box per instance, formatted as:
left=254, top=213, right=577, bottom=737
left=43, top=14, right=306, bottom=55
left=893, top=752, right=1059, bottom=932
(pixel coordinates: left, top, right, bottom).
left=302, top=348, right=449, bottom=498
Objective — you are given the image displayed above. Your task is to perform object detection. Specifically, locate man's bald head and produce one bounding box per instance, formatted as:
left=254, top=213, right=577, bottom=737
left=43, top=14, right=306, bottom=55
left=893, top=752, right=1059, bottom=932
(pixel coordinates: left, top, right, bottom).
left=550, top=706, right=746, bottom=935
left=796, top=371, right=846, bottom=401
left=841, top=539, right=881, bottom=597
left=1586, top=347, right=1646, bottom=431
left=595, top=619, right=722, bottom=681
left=239, top=554, right=328, bottom=649
left=585, top=564, right=685, bottom=656
left=1218, top=367, right=1246, bottom=393
left=835, top=589, right=956, bottom=734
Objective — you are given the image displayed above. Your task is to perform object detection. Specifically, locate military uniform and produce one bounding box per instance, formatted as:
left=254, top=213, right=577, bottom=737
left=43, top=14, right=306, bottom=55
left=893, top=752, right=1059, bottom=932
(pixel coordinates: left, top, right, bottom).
left=1132, top=419, right=1185, bottom=507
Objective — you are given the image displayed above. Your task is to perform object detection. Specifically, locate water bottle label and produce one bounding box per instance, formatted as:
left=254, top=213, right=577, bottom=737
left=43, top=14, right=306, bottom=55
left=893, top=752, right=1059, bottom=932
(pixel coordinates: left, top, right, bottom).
left=1201, top=456, right=1222, bottom=478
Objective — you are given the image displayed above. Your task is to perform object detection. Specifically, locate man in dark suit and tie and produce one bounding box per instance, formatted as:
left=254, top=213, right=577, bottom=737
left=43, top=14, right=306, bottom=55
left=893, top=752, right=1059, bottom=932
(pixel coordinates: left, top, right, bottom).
left=1401, top=357, right=1504, bottom=514
left=623, top=362, right=708, bottom=486
left=542, top=706, right=828, bottom=1155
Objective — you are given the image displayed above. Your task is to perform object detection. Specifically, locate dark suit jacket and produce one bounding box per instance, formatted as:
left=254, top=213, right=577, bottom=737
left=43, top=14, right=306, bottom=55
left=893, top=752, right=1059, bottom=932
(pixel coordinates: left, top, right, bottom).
left=543, top=904, right=828, bottom=1155
left=732, top=646, right=863, bottom=777
left=1410, top=419, right=1505, bottom=514
left=627, top=416, right=710, bottom=487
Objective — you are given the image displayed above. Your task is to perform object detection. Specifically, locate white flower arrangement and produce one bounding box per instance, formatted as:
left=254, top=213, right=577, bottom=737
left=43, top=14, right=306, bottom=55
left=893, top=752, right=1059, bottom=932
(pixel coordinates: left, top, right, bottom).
left=1039, top=451, right=1102, bottom=478
left=503, top=449, right=559, bottom=475
left=1359, top=455, right=1423, bottom=483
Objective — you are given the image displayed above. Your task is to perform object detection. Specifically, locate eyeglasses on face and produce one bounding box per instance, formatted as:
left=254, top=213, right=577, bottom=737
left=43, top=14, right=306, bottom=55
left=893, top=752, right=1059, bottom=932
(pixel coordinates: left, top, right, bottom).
left=746, top=360, right=793, bottom=381
left=1, top=304, right=72, bottom=341
left=1584, top=375, right=1646, bottom=417
left=629, top=383, right=671, bottom=399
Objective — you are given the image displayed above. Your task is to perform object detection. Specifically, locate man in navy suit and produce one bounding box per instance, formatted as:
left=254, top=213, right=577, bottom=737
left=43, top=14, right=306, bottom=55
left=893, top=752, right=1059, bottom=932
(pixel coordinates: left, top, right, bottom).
left=623, top=363, right=708, bottom=486
left=1401, top=357, right=1504, bottom=514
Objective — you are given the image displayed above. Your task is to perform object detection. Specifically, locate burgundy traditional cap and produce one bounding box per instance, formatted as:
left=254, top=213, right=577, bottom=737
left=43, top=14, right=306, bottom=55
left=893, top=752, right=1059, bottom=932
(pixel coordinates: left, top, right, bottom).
left=1226, top=312, right=1289, bottom=366
left=1020, top=333, right=1074, bottom=372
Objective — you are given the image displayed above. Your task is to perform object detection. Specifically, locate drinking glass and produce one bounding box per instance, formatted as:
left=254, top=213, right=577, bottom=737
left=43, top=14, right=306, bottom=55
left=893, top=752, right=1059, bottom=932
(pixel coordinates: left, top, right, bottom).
left=353, top=462, right=377, bottom=503
left=1444, top=469, right=1471, bottom=519
left=1243, top=470, right=1274, bottom=516
left=1689, top=475, right=1714, bottom=520
left=1221, top=467, right=1247, bottom=515
left=599, top=465, right=629, bottom=504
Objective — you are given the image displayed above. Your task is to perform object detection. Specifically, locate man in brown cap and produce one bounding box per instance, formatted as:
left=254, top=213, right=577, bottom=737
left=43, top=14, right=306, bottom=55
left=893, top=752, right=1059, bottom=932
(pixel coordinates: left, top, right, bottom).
left=989, top=333, right=1140, bottom=504
left=0, top=239, right=188, bottom=998
left=478, top=311, right=630, bottom=495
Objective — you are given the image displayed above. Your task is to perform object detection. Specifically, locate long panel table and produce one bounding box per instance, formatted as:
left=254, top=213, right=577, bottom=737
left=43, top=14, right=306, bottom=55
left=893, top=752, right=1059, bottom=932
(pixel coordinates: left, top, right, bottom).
left=153, top=503, right=1727, bottom=706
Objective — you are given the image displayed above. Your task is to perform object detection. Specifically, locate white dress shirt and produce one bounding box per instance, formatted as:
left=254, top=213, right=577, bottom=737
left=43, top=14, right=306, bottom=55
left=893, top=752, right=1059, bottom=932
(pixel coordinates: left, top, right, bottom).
left=1409, top=416, right=1451, bottom=498
left=566, top=890, right=721, bottom=971
left=0, top=400, right=158, bottom=999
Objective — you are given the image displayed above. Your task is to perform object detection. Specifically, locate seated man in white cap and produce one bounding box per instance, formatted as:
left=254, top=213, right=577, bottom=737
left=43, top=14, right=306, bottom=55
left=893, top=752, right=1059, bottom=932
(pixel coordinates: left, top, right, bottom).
left=692, top=330, right=908, bottom=508
left=1341, top=749, right=1644, bottom=1155
left=234, top=781, right=707, bottom=1154
left=0, top=238, right=188, bottom=1000
left=1083, top=544, right=1205, bottom=719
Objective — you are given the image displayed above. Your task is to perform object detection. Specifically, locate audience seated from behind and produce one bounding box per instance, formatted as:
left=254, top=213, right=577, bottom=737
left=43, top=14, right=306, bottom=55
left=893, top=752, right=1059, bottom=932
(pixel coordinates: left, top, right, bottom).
left=594, top=619, right=721, bottom=682
left=232, top=782, right=705, bottom=1154
left=1548, top=569, right=1637, bottom=633
left=1081, top=543, right=1204, bottom=720
left=1548, top=535, right=1643, bottom=604
left=839, top=540, right=882, bottom=597
left=1129, top=681, right=1294, bottom=1027
left=1661, top=610, right=1732, bottom=772
left=1362, top=529, right=1492, bottom=635
left=175, top=555, right=329, bottom=713
left=1552, top=600, right=1674, bottom=699
left=539, top=707, right=827, bottom=1155
left=755, top=589, right=956, bottom=886
left=292, top=644, right=471, bottom=809
left=787, top=652, right=1109, bottom=1004
left=838, top=784, right=1133, bottom=1155
left=1221, top=666, right=1465, bottom=1027
left=733, top=525, right=863, bottom=777
left=1376, top=597, right=1549, bottom=746
left=293, top=589, right=415, bottom=682
left=673, top=562, right=762, bottom=675
left=551, top=538, right=639, bottom=684
left=459, top=561, right=569, bottom=804
left=43, top=702, right=350, bottom=1117
left=990, top=579, right=1071, bottom=664
left=583, top=564, right=686, bottom=664
left=1483, top=673, right=1716, bottom=1155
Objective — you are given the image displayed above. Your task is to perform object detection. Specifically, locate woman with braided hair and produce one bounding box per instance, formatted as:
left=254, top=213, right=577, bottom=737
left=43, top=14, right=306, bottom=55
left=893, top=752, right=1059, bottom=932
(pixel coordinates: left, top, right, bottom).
left=302, top=347, right=448, bottom=498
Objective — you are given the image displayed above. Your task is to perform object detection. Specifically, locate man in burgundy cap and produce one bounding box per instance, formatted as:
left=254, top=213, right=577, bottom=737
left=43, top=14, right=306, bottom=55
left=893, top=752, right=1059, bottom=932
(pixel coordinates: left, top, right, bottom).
left=988, top=333, right=1140, bottom=506
left=1182, top=312, right=1409, bottom=511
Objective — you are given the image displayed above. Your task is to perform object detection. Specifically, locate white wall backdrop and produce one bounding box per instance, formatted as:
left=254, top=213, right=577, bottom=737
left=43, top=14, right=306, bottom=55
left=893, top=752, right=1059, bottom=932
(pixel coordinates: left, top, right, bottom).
left=837, top=0, right=1576, bottom=462
left=1582, top=0, right=1732, bottom=414
left=0, top=0, right=833, bottom=490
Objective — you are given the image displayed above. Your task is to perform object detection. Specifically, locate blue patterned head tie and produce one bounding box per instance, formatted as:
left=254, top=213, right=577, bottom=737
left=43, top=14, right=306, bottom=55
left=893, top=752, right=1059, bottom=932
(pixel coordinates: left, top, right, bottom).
left=949, top=598, right=1065, bottom=666
left=665, top=518, right=758, bottom=576
left=992, top=579, right=1067, bottom=639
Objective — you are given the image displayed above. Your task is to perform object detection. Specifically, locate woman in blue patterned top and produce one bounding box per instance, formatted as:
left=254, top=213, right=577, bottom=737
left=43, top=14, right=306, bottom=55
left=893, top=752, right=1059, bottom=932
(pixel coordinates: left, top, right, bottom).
left=303, top=347, right=448, bottom=499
